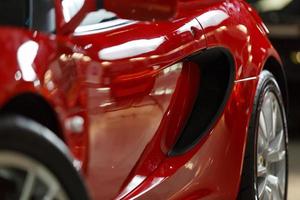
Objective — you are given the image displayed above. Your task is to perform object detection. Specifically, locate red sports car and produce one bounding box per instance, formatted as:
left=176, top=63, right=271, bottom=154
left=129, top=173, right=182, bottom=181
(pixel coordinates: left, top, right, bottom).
left=0, top=0, right=288, bottom=199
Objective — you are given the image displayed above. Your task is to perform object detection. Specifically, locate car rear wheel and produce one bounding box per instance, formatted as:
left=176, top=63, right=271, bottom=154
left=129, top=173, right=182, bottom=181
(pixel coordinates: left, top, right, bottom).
left=0, top=151, right=68, bottom=200
left=238, top=70, right=288, bottom=200
left=0, top=115, right=89, bottom=200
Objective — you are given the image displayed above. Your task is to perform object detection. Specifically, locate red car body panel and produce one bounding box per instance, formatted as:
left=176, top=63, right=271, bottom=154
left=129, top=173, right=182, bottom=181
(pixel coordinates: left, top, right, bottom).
left=0, top=0, right=283, bottom=199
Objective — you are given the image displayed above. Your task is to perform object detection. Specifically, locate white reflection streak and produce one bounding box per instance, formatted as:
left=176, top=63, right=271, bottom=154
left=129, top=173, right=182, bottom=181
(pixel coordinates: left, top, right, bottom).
left=133, top=177, right=165, bottom=199
left=96, top=87, right=111, bottom=92
left=177, top=20, right=195, bottom=34
left=99, top=37, right=165, bottom=60
left=117, top=175, right=146, bottom=199
left=99, top=102, right=113, bottom=108
left=118, top=176, right=165, bottom=200
left=237, top=24, right=248, bottom=34
left=76, top=19, right=131, bottom=33
left=17, top=41, right=39, bottom=82
left=196, top=10, right=229, bottom=29
left=152, top=88, right=174, bottom=96
left=62, top=0, right=84, bottom=22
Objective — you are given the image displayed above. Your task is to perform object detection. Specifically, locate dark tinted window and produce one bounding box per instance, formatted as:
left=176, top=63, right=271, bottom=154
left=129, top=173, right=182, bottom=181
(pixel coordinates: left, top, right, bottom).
left=31, top=0, right=55, bottom=32
left=0, top=0, right=55, bottom=33
left=0, top=0, right=30, bottom=27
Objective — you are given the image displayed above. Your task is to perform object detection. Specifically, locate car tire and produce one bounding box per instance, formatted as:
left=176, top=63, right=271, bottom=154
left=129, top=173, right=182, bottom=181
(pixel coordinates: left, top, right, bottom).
left=237, top=70, right=288, bottom=200
left=0, top=115, right=90, bottom=200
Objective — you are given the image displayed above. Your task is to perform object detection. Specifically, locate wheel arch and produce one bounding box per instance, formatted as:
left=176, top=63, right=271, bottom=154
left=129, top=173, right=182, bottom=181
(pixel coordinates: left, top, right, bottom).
left=263, top=56, right=288, bottom=111
left=0, top=93, right=64, bottom=141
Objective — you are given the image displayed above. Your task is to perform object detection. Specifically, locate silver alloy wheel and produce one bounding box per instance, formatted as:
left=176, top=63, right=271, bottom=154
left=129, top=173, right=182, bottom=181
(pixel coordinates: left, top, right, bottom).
left=0, top=151, right=68, bottom=200
left=256, top=91, right=287, bottom=200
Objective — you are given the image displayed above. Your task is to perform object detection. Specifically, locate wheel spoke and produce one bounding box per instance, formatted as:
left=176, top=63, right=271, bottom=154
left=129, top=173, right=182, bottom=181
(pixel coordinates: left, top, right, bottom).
left=256, top=90, right=287, bottom=200
left=259, top=182, right=272, bottom=200
left=258, top=122, right=269, bottom=155
left=0, top=151, right=69, bottom=200
left=43, top=187, right=60, bottom=200
left=259, top=112, right=269, bottom=144
left=271, top=97, right=278, bottom=140
left=267, top=149, right=286, bottom=163
left=267, top=130, right=286, bottom=163
left=277, top=161, right=286, bottom=196
left=20, top=171, right=36, bottom=200
left=56, top=189, right=69, bottom=200
left=267, top=175, right=282, bottom=200
left=258, top=177, right=267, bottom=199
left=257, top=165, right=267, bottom=177
left=265, top=185, right=272, bottom=200
left=262, top=95, right=273, bottom=140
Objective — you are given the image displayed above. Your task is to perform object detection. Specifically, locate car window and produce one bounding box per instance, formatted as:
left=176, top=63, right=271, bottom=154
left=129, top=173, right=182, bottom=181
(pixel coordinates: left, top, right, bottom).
left=0, top=0, right=55, bottom=33
left=0, top=0, right=30, bottom=28
left=31, top=0, right=55, bottom=32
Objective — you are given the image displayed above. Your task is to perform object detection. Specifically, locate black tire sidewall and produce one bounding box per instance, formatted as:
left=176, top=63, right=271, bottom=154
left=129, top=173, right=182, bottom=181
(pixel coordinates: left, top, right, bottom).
left=0, top=116, right=90, bottom=200
left=238, top=70, right=288, bottom=200
left=253, top=71, right=288, bottom=199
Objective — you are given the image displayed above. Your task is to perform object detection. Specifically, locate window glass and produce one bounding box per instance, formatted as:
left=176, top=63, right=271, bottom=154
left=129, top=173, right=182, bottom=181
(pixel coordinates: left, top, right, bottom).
left=0, top=0, right=30, bottom=27
left=0, top=0, right=55, bottom=33
left=31, top=0, right=56, bottom=32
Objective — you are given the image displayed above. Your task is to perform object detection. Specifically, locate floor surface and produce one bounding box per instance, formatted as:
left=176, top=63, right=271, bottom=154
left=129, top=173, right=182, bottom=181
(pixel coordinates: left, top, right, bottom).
left=288, top=141, right=300, bottom=200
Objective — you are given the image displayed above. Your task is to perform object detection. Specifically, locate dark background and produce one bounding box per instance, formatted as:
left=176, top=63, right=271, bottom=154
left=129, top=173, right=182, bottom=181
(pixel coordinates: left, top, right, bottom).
left=249, top=0, right=300, bottom=139
left=248, top=1, right=300, bottom=199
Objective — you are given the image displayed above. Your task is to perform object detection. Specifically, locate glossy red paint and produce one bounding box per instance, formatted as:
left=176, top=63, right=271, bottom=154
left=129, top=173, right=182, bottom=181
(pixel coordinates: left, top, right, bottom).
left=104, top=0, right=178, bottom=21
left=0, top=0, right=283, bottom=199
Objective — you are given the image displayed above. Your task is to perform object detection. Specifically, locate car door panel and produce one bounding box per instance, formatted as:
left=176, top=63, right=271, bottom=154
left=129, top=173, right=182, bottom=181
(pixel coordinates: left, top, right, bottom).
left=69, top=13, right=206, bottom=199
